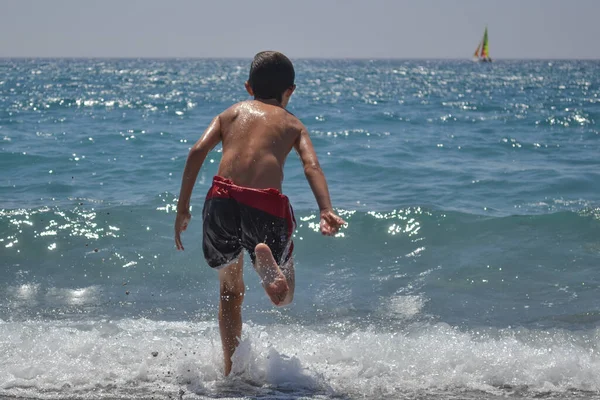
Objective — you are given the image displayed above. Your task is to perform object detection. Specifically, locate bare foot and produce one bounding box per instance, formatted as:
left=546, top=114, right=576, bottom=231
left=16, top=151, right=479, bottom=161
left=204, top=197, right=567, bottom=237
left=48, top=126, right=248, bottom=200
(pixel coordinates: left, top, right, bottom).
left=254, top=243, right=289, bottom=306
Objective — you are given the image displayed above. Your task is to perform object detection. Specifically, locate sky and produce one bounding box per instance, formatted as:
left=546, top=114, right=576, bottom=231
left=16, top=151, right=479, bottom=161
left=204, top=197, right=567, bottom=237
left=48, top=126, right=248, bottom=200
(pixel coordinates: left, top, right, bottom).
left=1, top=0, right=599, bottom=59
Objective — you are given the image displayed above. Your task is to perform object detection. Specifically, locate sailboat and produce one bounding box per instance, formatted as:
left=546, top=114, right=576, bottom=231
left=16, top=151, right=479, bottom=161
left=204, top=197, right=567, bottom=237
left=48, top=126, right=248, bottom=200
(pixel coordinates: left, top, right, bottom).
left=473, top=27, right=492, bottom=62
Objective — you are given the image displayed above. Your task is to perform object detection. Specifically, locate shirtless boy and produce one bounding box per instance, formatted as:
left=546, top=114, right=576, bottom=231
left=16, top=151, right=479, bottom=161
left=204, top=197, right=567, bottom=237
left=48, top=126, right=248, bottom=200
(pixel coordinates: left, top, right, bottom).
left=174, top=51, right=345, bottom=376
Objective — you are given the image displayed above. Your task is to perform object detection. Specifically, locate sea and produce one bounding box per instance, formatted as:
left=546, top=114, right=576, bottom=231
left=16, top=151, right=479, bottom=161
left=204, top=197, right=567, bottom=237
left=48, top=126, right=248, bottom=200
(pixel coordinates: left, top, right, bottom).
left=1, top=58, right=600, bottom=400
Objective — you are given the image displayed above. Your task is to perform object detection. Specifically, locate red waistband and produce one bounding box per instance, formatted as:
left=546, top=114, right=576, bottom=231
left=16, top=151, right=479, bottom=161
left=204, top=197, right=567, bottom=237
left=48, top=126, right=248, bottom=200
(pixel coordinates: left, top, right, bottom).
left=206, top=176, right=291, bottom=219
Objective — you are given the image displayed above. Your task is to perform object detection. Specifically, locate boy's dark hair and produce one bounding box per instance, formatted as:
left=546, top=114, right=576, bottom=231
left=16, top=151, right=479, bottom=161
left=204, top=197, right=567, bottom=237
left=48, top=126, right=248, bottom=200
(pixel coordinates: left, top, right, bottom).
left=248, top=51, right=295, bottom=103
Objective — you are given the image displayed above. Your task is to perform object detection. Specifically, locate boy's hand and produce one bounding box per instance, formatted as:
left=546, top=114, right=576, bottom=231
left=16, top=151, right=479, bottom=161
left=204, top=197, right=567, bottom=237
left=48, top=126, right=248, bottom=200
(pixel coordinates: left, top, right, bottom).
left=319, top=209, right=346, bottom=236
left=174, top=210, right=191, bottom=250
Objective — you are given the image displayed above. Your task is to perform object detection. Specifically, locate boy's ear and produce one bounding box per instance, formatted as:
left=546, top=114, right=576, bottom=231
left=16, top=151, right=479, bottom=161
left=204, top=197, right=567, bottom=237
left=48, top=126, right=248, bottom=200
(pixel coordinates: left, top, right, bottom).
left=245, top=81, right=254, bottom=96
left=286, top=84, right=296, bottom=97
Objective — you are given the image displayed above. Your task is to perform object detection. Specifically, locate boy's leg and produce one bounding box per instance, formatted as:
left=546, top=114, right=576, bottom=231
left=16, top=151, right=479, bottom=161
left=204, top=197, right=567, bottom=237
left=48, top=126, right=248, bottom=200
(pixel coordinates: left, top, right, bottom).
left=279, top=256, right=295, bottom=305
left=218, top=252, right=245, bottom=376
left=253, top=243, right=294, bottom=306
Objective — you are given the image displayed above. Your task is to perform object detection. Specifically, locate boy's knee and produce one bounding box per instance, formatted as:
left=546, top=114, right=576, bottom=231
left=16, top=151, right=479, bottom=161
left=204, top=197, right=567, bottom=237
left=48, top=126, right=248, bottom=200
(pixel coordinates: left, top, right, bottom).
left=220, top=282, right=245, bottom=301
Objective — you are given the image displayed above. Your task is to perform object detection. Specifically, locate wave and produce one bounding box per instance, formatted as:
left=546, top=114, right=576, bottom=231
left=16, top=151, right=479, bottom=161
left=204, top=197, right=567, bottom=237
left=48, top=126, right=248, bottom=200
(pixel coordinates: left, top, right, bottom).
left=2, top=203, right=599, bottom=327
left=1, top=318, right=600, bottom=399
left=2, top=203, right=599, bottom=274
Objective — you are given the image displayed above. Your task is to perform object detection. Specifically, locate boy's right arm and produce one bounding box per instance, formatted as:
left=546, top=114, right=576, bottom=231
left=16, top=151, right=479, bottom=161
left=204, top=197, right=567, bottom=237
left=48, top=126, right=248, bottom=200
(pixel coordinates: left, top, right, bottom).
left=175, top=115, right=222, bottom=250
left=294, top=127, right=346, bottom=236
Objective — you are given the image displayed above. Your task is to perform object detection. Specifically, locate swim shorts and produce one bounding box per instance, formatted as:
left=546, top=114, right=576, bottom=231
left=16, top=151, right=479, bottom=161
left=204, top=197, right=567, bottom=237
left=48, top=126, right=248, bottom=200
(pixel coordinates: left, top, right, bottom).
left=202, top=176, right=296, bottom=269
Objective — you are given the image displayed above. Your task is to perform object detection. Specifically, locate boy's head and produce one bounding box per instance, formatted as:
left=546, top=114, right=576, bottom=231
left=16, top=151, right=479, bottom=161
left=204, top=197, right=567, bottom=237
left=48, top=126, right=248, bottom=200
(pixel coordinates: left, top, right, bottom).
left=246, top=51, right=295, bottom=105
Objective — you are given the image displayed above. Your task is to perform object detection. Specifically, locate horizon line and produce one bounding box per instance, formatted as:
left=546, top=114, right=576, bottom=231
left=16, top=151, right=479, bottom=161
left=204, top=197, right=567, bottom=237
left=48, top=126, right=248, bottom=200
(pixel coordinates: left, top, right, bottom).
left=1, top=56, right=599, bottom=61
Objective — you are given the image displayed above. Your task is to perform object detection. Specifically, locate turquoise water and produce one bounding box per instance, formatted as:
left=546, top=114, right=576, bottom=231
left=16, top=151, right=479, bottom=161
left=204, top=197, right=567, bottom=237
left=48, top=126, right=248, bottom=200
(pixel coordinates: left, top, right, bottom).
left=1, top=59, right=600, bottom=399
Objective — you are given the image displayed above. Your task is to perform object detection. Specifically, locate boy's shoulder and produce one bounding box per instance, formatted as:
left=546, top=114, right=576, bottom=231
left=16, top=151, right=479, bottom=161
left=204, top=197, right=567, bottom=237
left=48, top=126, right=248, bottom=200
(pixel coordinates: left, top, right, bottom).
left=219, top=101, right=246, bottom=117
left=220, top=101, right=305, bottom=129
left=216, top=101, right=253, bottom=121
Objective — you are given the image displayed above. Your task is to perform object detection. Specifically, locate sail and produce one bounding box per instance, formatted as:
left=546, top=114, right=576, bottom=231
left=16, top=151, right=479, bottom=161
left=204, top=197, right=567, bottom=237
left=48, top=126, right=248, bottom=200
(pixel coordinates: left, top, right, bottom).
left=481, top=27, right=489, bottom=58
left=473, top=26, right=491, bottom=62
left=474, top=41, right=482, bottom=58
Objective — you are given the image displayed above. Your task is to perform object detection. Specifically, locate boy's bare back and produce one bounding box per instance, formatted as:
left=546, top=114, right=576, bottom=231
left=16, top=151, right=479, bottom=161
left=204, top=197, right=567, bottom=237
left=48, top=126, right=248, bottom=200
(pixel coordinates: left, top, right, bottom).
left=217, top=99, right=303, bottom=191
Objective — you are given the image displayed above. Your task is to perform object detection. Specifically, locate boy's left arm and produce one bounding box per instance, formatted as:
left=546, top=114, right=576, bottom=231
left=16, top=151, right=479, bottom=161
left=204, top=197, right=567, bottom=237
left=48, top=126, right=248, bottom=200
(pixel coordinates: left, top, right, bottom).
left=175, top=116, right=222, bottom=250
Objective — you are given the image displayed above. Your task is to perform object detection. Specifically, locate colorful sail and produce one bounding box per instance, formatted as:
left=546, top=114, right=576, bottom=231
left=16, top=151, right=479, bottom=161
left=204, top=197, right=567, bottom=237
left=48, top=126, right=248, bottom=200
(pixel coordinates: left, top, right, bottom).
left=474, top=41, right=482, bottom=58
left=473, top=26, right=491, bottom=62
left=481, top=27, right=489, bottom=58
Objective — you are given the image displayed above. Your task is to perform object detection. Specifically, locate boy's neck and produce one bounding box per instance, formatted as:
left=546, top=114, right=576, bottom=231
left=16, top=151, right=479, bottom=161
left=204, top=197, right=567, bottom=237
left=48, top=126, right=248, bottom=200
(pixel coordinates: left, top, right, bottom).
left=254, top=97, right=285, bottom=108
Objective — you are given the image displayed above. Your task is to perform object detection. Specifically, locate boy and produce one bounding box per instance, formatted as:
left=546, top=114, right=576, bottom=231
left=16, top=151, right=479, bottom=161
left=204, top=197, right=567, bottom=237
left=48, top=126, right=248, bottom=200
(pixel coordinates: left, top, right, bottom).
left=174, top=51, right=345, bottom=376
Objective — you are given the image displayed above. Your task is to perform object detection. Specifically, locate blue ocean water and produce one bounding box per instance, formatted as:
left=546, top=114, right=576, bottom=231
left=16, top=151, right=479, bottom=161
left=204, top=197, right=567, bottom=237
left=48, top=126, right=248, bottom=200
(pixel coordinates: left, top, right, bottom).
left=1, top=58, right=600, bottom=399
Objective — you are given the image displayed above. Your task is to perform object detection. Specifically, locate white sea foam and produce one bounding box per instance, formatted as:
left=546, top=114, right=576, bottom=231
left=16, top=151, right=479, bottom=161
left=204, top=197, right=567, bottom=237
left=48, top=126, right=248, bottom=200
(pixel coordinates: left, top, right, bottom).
left=1, top=319, right=599, bottom=399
